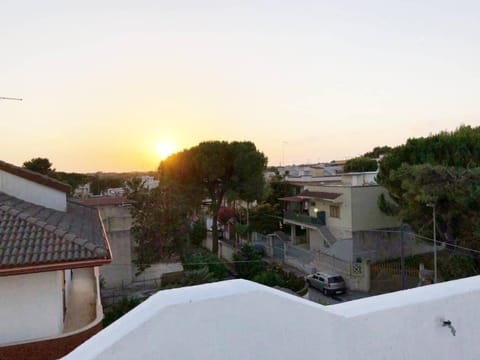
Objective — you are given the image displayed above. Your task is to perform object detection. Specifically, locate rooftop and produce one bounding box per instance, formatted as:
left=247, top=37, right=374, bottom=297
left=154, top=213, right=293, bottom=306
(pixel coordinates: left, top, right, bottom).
left=73, top=196, right=133, bottom=207
left=63, top=276, right=480, bottom=359
left=0, top=192, right=111, bottom=275
left=0, top=160, right=71, bottom=193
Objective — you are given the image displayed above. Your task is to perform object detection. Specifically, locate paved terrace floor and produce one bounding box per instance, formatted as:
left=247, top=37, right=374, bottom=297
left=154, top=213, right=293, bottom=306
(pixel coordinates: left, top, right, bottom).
left=64, top=268, right=97, bottom=333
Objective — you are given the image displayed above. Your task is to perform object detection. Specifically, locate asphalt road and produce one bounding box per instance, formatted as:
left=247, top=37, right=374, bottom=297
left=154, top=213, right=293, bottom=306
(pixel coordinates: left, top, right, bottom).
left=305, top=286, right=370, bottom=305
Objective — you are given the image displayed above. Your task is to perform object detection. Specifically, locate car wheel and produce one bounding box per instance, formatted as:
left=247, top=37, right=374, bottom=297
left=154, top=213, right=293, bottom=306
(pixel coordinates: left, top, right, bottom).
left=306, top=280, right=311, bottom=287
left=323, top=288, right=328, bottom=296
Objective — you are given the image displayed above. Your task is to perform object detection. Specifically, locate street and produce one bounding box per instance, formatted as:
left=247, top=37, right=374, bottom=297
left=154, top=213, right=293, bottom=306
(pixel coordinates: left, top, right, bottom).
left=304, top=286, right=370, bottom=305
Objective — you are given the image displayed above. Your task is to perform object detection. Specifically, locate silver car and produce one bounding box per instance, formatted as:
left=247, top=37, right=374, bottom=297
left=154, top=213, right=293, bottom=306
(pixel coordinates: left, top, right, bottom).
left=305, top=272, right=346, bottom=295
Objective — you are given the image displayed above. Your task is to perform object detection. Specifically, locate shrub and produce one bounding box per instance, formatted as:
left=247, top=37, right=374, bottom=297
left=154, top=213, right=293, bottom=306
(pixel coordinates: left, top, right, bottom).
left=183, top=252, right=228, bottom=281
left=103, top=297, right=142, bottom=327
left=190, top=220, right=207, bottom=246
left=252, top=270, right=285, bottom=287
left=184, top=267, right=217, bottom=285
left=439, top=254, right=479, bottom=281
left=233, top=243, right=265, bottom=279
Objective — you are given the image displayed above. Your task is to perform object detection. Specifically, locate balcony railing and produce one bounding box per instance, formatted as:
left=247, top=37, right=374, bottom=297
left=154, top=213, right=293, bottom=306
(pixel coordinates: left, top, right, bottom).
left=284, top=211, right=325, bottom=226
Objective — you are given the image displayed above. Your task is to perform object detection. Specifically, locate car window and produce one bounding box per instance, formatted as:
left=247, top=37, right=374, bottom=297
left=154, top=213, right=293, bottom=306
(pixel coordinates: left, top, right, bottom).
left=319, top=277, right=324, bottom=282
left=329, top=276, right=344, bottom=283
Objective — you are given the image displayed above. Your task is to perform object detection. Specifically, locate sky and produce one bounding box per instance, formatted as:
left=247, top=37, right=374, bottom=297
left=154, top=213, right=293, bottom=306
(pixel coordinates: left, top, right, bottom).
left=1, top=0, right=480, bottom=172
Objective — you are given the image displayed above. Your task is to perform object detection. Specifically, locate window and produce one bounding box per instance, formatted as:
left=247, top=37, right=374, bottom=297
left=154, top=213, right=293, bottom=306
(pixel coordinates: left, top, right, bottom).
left=330, top=205, right=340, bottom=218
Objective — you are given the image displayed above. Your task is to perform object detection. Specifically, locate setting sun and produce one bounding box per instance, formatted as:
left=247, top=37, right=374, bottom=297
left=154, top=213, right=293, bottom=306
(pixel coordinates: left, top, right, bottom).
left=155, top=142, right=175, bottom=160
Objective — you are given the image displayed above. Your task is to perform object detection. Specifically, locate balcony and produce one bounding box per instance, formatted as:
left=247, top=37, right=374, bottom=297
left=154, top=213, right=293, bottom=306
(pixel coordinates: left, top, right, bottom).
left=284, top=211, right=325, bottom=227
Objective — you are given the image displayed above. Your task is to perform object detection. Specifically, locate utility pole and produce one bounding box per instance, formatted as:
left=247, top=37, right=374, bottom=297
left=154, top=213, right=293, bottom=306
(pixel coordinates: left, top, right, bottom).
left=427, top=203, right=437, bottom=283
left=400, top=224, right=406, bottom=290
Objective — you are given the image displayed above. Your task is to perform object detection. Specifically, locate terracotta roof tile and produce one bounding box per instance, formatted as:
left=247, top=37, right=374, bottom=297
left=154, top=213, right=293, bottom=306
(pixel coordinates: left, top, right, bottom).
left=0, top=192, right=111, bottom=273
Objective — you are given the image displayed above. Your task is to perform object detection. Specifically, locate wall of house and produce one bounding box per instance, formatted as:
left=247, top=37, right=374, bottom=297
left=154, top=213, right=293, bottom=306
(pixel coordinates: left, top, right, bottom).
left=97, top=206, right=133, bottom=288
left=0, top=271, right=63, bottom=345
left=353, top=230, right=435, bottom=263
left=0, top=169, right=66, bottom=211
left=64, top=269, right=72, bottom=311
left=350, top=186, right=400, bottom=231
left=305, top=185, right=353, bottom=237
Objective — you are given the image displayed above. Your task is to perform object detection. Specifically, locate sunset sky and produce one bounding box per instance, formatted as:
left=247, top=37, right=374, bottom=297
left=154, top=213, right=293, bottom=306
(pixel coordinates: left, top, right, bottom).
left=2, top=1, right=480, bottom=172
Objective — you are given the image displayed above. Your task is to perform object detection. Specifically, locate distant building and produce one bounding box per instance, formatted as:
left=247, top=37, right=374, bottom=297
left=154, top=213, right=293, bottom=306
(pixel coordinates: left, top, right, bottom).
left=140, top=175, right=159, bottom=190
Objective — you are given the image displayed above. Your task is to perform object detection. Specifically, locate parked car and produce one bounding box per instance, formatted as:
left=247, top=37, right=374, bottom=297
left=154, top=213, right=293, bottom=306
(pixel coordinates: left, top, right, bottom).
left=305, top=272, right=346, bottom=296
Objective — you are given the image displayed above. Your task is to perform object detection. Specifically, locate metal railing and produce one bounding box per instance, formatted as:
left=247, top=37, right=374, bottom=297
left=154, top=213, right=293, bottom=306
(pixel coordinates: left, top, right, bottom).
left=284, top=211, right=326, bottom=226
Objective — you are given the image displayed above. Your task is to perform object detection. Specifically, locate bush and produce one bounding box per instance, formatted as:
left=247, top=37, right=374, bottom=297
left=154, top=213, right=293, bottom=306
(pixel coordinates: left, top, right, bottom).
left=103, top=297, right=142, bottom=327
left=281, top=271, right=305, bottom=292
left=190, top=220, right=207, bottom=246
left=184, top=267, right=218, bottom=285
left=183, top=252, right=228, bottom=281
left=439, top=254, right=479, bottom=281
left=250, top=265, right=305, bottom=292
left=252, top=270, right=285, bottom=287
left=233, top=243, right=265, bottom=279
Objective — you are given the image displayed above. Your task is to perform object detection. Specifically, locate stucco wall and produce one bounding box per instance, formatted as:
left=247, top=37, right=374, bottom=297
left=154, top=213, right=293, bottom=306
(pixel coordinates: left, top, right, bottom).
left=0, top=169, right=66, bottom=211
left=97, top=206, right=133, bottom=288
left=351, top=186, right=400, bottom=231
left=0, top=271, right=63, bottom=344
left=64, top=277, right=480, bottom=359
left=0, top=321, right=103, bottom=360
left=305, top=185, right=353, bottom=234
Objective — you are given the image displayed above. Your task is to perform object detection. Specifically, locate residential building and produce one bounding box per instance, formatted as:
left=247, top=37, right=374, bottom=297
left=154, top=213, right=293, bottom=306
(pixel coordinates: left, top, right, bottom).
left=63, top=277, right=480, bottom=359
left=74, top=196, right=134, bottom=289
left=140, top=175, right=159, bottom=190
left=0, top=160, right=112, bottom=360
left=280, top=171, right=401, bottom=262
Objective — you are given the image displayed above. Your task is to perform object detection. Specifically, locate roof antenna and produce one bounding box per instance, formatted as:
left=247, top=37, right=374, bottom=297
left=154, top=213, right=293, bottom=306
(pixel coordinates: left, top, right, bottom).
left=0, top=97, right=23, bottom=101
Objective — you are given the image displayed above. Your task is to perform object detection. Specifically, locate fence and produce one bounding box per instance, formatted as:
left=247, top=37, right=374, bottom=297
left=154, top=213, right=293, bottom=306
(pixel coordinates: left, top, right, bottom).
left=370, top=262, right=418, bottom=278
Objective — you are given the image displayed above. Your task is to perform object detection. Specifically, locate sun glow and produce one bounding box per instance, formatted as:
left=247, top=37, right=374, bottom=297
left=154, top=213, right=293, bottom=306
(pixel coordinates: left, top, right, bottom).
left=155, top=142, right=175, bottom=160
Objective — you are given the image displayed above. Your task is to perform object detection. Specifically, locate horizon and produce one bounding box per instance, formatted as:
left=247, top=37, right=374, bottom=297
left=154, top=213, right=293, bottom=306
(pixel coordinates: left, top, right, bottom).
left=2, top=1, right=480, bottom=173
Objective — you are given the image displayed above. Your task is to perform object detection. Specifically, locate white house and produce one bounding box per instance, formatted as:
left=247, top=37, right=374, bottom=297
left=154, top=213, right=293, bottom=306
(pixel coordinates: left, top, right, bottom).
left=0, top=160, right=112, bottom=360
left=280, top=171, right=403, bottom=262
left=63, top=277, right=480, bottom=359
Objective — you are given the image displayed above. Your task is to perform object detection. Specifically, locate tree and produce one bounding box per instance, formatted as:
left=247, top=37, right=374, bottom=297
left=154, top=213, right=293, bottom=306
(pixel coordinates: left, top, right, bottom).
left=376, top=126, right=480, bottom=249
left=23, top=157, right=54, bottom=175
left=127, top=179, right=192, bottom=274
left=263, top=178, right=295, bottom=206
left=249, top=203, right=283, bottom=234
left=344, top=156, right=378, bottom=172
left=159, top=141, right=267, bottom=254
left=90, top=176, right=124, bottom=195
left=364, top=146, right=392, bottom=159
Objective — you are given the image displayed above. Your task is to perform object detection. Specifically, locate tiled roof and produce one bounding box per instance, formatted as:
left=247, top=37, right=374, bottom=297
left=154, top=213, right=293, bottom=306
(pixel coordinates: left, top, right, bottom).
left=0, top=192, right=111, bottom=274
left=0, top=160, right=71, bottom=193
left=299, top=190, right=342, bottom=200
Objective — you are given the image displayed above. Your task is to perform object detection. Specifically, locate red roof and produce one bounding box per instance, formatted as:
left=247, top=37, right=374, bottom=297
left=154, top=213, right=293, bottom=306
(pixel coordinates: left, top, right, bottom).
left=74, top=196, right=133, bottom=207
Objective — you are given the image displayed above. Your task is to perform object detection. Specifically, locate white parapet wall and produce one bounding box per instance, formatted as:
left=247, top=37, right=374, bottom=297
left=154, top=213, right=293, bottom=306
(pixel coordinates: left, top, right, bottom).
left=64, top=276, right=480, bottom=360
